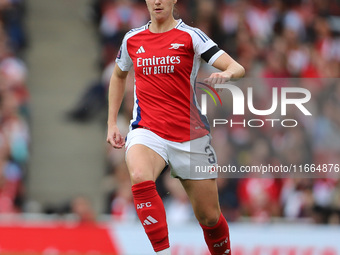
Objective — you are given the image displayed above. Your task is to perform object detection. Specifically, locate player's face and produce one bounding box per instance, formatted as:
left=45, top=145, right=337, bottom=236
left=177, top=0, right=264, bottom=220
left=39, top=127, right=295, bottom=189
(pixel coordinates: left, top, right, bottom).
left=145, top=0, right=177, bottom=22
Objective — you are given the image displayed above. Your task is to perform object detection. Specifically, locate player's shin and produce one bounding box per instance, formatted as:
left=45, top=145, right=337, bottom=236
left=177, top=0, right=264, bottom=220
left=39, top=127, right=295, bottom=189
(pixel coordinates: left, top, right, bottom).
left=200, top=213, right=231, bottom=255
left=132, top=180, right=170, bottom=252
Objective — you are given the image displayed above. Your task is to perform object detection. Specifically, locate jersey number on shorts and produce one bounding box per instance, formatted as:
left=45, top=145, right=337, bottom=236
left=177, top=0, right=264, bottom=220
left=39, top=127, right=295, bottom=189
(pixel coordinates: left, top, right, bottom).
left=205, top=145, right=216, bottom=164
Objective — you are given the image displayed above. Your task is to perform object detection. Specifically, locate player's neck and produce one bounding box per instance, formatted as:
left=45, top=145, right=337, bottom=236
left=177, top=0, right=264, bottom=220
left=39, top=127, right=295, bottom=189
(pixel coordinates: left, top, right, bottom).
left=149, top=17, right=177, bottom=33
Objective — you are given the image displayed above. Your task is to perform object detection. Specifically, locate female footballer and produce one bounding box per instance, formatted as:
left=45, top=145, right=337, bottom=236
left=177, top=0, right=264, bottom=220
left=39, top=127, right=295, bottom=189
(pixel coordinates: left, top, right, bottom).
left=107, top=0, right=245, bottom=254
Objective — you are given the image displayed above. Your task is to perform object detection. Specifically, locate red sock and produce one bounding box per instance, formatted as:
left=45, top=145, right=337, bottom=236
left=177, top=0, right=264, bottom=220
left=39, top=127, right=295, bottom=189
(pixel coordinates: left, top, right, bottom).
left=200, top=213, right=231, bottom=255
left=132, top=180, right=169, bottom=252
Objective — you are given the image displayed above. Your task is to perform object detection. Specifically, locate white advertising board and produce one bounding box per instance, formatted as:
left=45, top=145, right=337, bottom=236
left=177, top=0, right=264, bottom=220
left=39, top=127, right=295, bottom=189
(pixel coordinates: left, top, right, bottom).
left=110, top=222, right=340, bottom=255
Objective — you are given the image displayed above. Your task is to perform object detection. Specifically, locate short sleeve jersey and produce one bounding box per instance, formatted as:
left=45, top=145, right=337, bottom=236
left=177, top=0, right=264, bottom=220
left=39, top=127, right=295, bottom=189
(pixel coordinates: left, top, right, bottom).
left=116, top=19, right=224, bottom=142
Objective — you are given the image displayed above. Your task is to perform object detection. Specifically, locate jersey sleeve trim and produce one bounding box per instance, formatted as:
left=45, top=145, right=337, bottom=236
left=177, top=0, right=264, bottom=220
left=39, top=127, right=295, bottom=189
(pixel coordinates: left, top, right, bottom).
left=179, top=23, right=209, bottom=43
left=176, top=23, right=218, bottom=58
left=207, top=49, right=225, bottom=65
left=116, top=58, right=131, bottom=72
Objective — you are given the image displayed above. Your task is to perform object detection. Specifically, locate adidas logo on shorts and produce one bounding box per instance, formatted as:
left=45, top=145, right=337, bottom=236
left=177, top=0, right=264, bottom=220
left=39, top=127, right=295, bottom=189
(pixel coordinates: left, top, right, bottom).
left=136, top=46, right=145, bottom=54
left=142, top=215, right=158, bottom=225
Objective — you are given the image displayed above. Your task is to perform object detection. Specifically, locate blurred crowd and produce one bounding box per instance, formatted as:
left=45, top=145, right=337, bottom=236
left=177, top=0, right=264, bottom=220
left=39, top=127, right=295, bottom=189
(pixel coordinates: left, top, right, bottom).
left=0, top=0, right=29, bottom=214
left=72, top=0, right=340, bottom=225
left=4, top=0, right=337, bottom=225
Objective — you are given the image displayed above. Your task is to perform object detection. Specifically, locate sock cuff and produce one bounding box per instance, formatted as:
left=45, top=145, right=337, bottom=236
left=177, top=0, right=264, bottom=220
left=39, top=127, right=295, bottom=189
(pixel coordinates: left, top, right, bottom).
left=200, top=213, right=224, bottom=230
left=131, top=180, right=157, bottom=199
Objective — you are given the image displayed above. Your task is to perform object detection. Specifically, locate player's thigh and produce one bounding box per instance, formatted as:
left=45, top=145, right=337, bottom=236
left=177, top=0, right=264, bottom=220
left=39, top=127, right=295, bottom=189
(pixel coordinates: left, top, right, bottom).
left=126, top=144, right=166, bottom=184
left=180, top=178, right=221, bottom=226
left=125, top=128, right=168, bottom=184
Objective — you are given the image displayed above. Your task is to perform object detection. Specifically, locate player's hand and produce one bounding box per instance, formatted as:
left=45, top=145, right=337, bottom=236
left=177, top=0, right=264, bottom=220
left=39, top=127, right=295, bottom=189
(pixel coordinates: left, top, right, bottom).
left=107, top=124, right=125, bottom=149
left=204, top=71, right=232, bottom=92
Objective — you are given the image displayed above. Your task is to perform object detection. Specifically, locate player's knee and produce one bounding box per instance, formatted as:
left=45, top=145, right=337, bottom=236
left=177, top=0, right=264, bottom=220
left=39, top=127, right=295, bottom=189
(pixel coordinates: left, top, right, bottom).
left=196, top=210, right=220, bottom=227
left=129, top=168, right=153, bottom=184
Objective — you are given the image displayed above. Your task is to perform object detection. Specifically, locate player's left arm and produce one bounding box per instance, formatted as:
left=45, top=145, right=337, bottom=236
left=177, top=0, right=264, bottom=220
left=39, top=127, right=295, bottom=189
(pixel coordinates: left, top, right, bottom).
left=204, top=52, right=245, bottom=86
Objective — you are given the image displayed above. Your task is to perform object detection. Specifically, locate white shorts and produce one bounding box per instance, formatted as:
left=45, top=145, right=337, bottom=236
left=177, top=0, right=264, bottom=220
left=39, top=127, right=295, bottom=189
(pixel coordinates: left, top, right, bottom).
left=125, top=128, right=218, bottom=180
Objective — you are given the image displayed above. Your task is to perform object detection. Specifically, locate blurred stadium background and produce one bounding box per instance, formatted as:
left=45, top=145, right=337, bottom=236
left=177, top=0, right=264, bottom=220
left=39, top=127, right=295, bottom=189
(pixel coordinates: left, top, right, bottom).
left=0, top=0, right=339, bottom=254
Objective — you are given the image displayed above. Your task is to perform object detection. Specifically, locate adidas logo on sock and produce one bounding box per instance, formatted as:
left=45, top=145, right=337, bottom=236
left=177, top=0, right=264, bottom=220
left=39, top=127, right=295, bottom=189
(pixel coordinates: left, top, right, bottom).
left=143, top=215, right=158, bottom=225
left=136, top=46, right=145, bottom=54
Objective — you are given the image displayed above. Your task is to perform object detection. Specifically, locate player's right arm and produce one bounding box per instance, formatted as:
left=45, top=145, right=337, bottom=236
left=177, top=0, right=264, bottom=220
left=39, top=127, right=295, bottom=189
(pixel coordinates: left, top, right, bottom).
left=107, top=64, right=129, bottom=149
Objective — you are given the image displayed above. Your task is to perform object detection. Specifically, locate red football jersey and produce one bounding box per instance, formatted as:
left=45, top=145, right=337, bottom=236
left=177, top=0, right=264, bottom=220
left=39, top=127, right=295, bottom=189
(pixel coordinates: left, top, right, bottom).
left=116, top=19, right=224, bottom=142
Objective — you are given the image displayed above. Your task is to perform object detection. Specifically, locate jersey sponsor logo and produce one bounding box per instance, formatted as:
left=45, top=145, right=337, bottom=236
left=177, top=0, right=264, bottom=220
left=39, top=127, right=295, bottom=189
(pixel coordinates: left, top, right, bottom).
left=213, top=237, right=228, bottom=248
left=142, top=215, right=158, bottom=225
left=136, top=55, right=181, bottom=75
left=136, top=55, right=180, bottom=67
left=169, top=43, right=185, bottom=49
left=136, top=202, right=152, bottom=209
left=224, top=249, right=230, bottom=254
left=136, top=46, right=146, bottom=54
